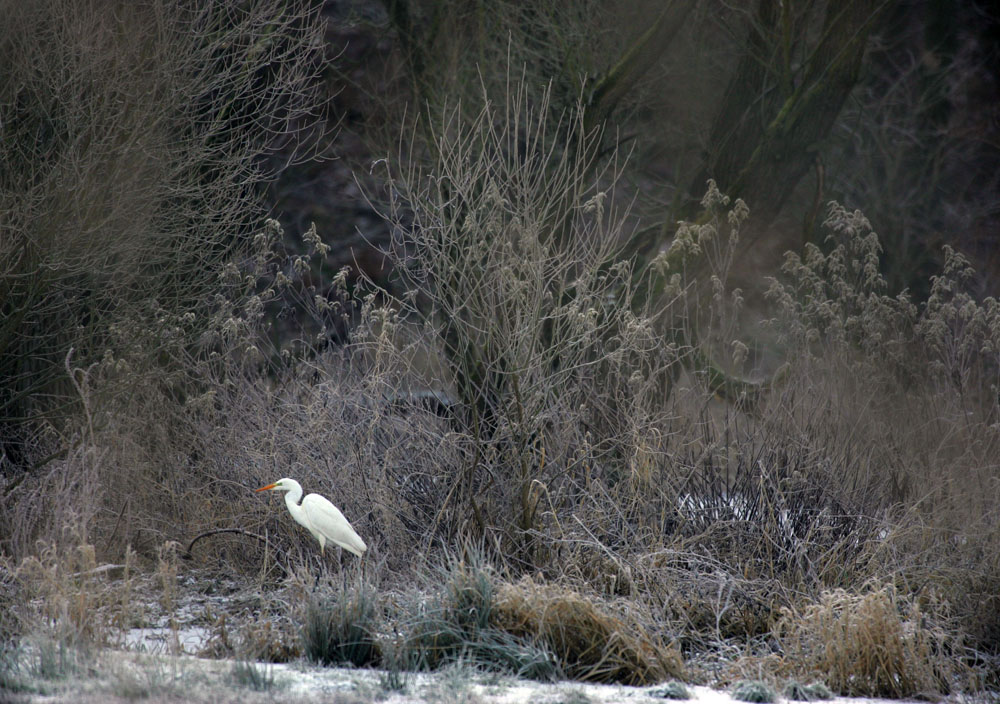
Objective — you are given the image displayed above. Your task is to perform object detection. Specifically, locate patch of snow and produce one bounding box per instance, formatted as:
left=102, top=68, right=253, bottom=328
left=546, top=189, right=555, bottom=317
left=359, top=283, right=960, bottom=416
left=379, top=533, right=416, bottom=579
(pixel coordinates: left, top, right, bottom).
left=123, top=625, right=212, bottom=654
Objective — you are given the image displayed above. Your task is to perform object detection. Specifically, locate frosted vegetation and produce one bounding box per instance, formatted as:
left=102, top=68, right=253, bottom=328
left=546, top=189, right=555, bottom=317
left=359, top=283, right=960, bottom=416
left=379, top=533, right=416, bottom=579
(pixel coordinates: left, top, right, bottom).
left=2, top=0, right=998, bottom=700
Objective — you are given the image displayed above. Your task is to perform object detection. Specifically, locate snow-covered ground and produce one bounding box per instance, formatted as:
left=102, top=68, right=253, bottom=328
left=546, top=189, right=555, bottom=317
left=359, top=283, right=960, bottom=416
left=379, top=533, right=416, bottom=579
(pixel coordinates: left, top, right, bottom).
left=7, top=609, right=987, bottom=704
left=5, top=570, right=986, bottom=703
left=6, top=648, right=977, bottom=704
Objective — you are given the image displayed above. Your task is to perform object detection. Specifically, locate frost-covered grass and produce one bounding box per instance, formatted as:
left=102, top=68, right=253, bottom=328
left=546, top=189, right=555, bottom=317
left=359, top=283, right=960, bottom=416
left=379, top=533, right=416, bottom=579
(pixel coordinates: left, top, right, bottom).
left=1, top=644, right=967, bottom=704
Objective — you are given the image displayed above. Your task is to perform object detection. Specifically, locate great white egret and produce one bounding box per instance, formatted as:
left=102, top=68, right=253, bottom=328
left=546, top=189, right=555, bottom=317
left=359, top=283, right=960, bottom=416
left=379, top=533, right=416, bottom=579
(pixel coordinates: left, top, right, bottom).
left=255, top=478, right=367, bottom=557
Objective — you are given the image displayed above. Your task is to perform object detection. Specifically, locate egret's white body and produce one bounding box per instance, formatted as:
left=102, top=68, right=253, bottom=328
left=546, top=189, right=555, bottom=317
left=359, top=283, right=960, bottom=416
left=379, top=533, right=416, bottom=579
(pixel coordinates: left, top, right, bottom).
left=255, top=478, right=367, bottom=557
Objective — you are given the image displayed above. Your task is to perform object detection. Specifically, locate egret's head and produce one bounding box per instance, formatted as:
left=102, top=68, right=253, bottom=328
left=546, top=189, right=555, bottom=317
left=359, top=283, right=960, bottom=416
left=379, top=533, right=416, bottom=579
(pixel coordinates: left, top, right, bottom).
left=255, top=478, right=293, bottom=493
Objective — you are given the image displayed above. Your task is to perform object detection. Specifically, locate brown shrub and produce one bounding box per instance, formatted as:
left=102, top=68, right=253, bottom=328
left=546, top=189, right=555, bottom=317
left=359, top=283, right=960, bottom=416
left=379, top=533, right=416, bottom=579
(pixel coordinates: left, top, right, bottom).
left=774, top=585, right=956, bottom=698
left=0, top=0, right=324, bottom=461
left=14, top=521, right=136, bottom=649
left=491, top=577, right=684, bottom=685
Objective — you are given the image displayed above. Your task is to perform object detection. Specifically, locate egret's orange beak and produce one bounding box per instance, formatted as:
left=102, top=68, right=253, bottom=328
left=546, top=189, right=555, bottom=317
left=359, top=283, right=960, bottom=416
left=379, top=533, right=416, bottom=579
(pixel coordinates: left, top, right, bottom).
left=255, top=483, right=277, bottom=492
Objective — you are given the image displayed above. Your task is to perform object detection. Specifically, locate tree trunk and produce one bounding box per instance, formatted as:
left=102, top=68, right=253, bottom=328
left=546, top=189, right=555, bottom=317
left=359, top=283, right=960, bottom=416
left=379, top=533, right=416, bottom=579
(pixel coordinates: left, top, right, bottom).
left=689, top=0, right=885, bottom=231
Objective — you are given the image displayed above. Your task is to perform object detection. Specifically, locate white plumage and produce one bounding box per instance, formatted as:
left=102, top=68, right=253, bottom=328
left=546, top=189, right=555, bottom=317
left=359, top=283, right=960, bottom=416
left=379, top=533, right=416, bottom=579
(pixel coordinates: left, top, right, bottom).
left=255, top=477, right=367, bottom=557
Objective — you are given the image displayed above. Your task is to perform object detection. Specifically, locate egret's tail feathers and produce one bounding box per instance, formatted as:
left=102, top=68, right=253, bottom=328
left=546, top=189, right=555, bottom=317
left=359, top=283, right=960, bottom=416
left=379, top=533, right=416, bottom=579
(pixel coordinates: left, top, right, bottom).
left=341, top=532, right=367, bottom=557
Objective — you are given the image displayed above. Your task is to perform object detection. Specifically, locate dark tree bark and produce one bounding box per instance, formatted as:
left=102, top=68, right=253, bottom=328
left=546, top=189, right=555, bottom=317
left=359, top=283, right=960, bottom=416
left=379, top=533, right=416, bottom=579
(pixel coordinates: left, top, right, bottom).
left=688, top=0, right=886, bottom=231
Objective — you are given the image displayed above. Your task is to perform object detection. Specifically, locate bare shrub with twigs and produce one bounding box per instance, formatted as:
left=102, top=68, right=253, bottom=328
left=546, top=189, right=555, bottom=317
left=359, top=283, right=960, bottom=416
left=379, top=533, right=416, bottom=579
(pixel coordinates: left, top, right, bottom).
left=0, top=0, right=324, bottom=467
left=373, top=76, right=691, bottom=570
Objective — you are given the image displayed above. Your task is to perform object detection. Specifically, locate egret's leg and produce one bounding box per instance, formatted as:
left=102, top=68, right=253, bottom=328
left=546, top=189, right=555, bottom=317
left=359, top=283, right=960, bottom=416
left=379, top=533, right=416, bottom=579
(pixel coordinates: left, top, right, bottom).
left=309, top=551, right=326, bottom=592
left=337, top=546, right=346, bottom=589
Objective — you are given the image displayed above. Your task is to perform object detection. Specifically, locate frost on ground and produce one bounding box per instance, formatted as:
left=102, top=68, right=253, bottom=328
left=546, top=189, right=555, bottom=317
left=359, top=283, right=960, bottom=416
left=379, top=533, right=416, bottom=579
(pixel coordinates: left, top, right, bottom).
left=2, top=570, right=986, bottom=704
left=1, top=648, right=974, bottom=704
left=9, top=645, right=989, bottom=704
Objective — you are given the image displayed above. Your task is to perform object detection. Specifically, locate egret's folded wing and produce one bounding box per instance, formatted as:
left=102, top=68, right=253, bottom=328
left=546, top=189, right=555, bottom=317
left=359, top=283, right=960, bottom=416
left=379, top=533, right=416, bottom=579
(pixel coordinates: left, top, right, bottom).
left=301, top=493, right=367, bottom=557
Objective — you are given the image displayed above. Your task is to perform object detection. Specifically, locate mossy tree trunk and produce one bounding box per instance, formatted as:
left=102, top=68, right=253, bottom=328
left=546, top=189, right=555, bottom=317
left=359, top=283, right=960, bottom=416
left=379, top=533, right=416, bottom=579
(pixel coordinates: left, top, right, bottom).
left=686, top=0, right=885, bottom=232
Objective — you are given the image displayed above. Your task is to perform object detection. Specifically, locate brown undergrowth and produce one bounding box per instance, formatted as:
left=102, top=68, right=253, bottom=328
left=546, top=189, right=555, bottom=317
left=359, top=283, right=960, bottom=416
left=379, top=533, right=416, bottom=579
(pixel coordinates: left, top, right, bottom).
left=774, top=585, right=959, bottom=698
left=492, top=577, right=684, bottom=685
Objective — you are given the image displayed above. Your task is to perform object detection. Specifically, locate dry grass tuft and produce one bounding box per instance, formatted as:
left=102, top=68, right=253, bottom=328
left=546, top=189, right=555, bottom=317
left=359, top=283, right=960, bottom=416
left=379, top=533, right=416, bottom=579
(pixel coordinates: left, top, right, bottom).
left=774, top=585, right=956, bottom=698
left=14, top=523, right=134, bottom=649
left=719, top=653, right=790, bottom=687
left=237, top=620, right=302, bottom=664
left=491, top=577, right=684, bottom=685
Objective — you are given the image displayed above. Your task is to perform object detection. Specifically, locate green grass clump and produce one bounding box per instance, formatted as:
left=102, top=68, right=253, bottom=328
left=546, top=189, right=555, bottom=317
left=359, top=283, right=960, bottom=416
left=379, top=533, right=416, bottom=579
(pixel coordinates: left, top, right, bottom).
left=0, top=641, right=31, bottom=694
left=403, top=610, right=558, bottom=680
left=400, top=556, right=560, bottom=681
left=650, top=680, right=691, bottom=699
left=731, top=680, right=777, bottom=703
left=784, top=681, right=833, bottom=700
left=377, top=645, right=409, bottom=695
left=229, top=659, right=278, bottom=692
left=302, top=582, right=381, bottom=667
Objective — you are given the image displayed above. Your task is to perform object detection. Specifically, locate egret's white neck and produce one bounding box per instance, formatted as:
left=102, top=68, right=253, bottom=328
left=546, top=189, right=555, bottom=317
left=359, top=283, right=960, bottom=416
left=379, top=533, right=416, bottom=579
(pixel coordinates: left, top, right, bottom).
left=282, top=480, right=304, bottom=508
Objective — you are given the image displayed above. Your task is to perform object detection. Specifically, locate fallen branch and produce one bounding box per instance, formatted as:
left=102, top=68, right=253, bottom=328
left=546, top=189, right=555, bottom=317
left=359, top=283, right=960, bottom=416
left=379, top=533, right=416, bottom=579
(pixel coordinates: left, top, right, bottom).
left=183, top=528, right=270, bottom=560
left=70, top=563, right=125, bottom=579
